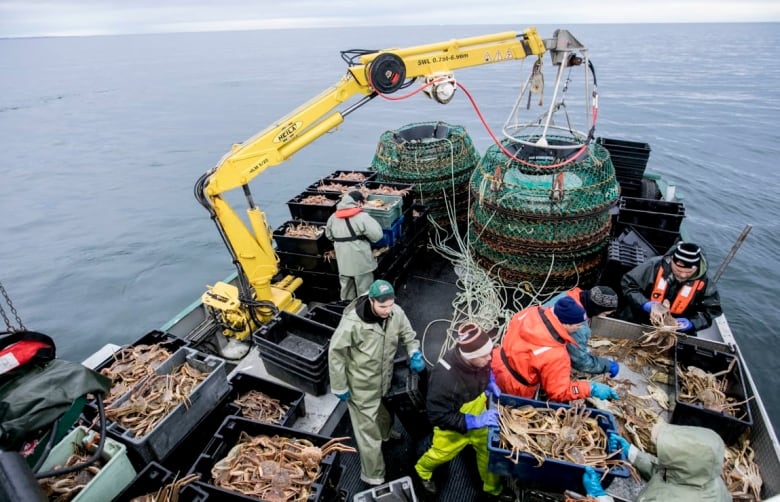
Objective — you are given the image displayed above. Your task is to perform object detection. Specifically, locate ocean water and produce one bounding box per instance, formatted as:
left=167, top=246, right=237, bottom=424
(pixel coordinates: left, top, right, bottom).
left=1, top=23, right=779, bottom=432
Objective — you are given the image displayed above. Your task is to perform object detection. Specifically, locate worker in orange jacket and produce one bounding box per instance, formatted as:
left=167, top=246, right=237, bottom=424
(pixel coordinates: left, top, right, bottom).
left=491, top=297, right=619, bottom=402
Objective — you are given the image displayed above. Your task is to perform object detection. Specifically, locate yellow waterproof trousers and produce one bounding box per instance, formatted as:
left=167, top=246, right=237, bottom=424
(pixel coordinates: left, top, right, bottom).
left=414, top=393, right=502, bottom=495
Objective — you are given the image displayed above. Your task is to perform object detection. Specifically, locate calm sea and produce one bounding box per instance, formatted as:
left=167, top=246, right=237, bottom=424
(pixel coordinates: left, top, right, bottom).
left=1, top=23, right=778, bottom=432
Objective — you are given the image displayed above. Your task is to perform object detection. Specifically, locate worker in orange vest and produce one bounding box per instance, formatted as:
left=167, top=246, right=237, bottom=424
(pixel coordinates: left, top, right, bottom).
left=621, top=242, right=722, bottom=334
left=491, top=297, right=619, bottom=402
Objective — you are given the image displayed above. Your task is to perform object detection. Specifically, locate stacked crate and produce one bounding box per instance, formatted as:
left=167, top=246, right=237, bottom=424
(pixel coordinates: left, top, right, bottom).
left=597, top=137, right=651, bottom=198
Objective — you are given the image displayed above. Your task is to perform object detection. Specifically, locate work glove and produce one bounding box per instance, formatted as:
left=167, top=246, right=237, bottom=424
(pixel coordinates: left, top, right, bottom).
left=486, top=370, right=502, bottom=398
left=582, top=466, right=607, bottom=497
left=335, top=391, right=351, bottom=401
left=608, top=360, right=620, bottom=378
left=675, top=317, right=693, bottom=332
left=641, top=301, right=659, bottom=313
left=589, top=381, right=619, bottom=401
left=608, top=433, right=632, bottom=460
left=464, top=409, right=499, bottom=430
left=409, top=350, right=426, bottom=373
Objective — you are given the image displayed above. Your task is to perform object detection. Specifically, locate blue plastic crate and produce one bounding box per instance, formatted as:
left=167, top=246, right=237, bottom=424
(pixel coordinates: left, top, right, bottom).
left=487, top=394, right=629, bottom=493
left=372, top=215, right=404, bottom=249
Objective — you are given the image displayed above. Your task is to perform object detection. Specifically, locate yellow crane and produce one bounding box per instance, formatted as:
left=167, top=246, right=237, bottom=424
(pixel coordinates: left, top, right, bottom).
left=195, top=27, right=589, bottom=345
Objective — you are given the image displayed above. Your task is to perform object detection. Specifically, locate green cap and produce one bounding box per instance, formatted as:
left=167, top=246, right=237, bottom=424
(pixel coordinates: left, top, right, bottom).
left=368, top=279, right=394, bottom=300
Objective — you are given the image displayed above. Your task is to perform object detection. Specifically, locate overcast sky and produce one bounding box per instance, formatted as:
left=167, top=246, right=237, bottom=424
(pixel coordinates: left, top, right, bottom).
left=1, top=0, right=778, bottom=38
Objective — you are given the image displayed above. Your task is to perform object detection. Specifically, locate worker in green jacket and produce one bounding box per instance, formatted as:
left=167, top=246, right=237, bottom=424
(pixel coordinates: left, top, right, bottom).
left=325, top=190, right=384, bottom=301
left=582, top=423, right=731, bottom=501
left=328, top=279, right=425, bottom=486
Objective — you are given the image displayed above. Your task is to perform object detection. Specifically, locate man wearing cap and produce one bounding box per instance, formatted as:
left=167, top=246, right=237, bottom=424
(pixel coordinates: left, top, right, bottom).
left=325, top=190, right=384, bottom=301
left=414, top=322, right=513, bottom=501
left=328, top=279, right=425, bottom=486
left=621, top=241, right=722, bottom=333
left=491, top=297, right=620, bottom=403
left=543, top=286, right=621, bottom=376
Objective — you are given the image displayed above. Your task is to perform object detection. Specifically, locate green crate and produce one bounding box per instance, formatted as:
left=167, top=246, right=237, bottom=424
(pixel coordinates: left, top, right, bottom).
left=364, top=194, right=403, bottom=229
left=39, top=426, right=136, bottom=502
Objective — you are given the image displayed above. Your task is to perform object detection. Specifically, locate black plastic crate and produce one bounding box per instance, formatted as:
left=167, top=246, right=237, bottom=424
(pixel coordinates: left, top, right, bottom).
left=362, top=181, right=416, bottom=212
left=672, top=342, right=753, bottom=445
left=252, top=311, right=334, bottom=373
left=324, top=169, right=376, bottom=183
left=273, top=220, right=331, bottom=255
left=277, top=250, right=338, bottom=273
left=488, top=395, right=628, bottom=493
left=287, top=192, right=340, bottom=222
left=306, top=178, right=362, bottom=194
left=617, top=227, right=657, bottom=258
left=113, top=461, right=209, bottom=502
left=597, top=137, right=651, bottom=156
left=261, top=354, right=330, bottom=396
left=258, top=346, right=328, bottom=381
left=187, top=416, right=343, bottom=501
left=631, top=224, right=681, bottom=255
left=608, top=240, right=649, bottom=269
left=383, top=360, right=432, bottom=439
left=618, top=196, right=685, bottom=233
left=228, top=372, right=306, bottom=426
left=305, top=304, right=344, bottom=329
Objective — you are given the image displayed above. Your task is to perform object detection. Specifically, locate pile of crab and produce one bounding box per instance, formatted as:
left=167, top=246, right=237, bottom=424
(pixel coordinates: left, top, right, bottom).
left=99, top=343, right=174, bottom=404
left=282, top=222, right=324, bottom=239
left=496, top=403, right=630, bottom=476
left=232, top=390, right=291, bottom=425
left=104, top=362, right=207, bottom=437
left=129, top=473, right=200, bottom=502
left=677, top=357, right=750, bottom=419
left=37, top=443, right=104, bottom=502
left=209, top=432, right=355, bottom=502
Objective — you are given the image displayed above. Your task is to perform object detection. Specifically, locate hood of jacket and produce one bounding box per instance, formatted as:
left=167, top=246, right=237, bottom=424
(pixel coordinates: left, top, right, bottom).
left=336, top=193, right=360, bottom=210
left=655, top=423, right=725, bottom=487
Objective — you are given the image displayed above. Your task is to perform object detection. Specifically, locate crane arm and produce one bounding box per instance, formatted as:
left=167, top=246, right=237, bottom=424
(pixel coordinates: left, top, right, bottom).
left=198, top=27, right=587, bottom=335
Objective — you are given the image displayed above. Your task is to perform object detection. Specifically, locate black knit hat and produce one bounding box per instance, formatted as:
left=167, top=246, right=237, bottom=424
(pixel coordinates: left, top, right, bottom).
left=672, top=242, right=701, bottom=268
left=347, top=190, right=364, bottom=203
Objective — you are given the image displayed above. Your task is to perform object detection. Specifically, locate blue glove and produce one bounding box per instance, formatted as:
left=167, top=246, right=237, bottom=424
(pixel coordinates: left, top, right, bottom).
left=590, top=381, right=619, bottom=400
left=486, top=370, right=501, bottom=398
left=335, top=391, right=351, bottom=401
left=642, top=301, right=659, bottom=313
left=675, top=317, right=693, bottom=331
left=464, top=409, right=499, bottom=430
left=608, top=433, right=631, bottom=459
left=608, top=360, right=620, bottom=378
left=582, top=466, right=607, bottom=497
left=409, top=350, right=425, bottom=373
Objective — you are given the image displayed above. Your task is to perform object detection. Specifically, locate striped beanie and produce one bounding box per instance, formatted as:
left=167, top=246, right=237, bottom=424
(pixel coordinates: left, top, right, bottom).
left=672, top=242, right=701, bottom=268
left=456, top=322, right=493, bottom=360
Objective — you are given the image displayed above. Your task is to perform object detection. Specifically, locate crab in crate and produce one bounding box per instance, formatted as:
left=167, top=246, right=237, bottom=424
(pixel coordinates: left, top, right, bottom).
left=677, top=357, right=750, bottom=419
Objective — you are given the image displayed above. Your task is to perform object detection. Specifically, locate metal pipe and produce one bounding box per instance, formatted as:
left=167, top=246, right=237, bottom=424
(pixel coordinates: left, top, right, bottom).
left=712, top=224, right=752, bottom=284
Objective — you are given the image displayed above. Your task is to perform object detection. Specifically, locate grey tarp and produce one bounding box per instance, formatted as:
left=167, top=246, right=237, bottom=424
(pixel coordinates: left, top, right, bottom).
left=0, top=359, right=111, bottom=450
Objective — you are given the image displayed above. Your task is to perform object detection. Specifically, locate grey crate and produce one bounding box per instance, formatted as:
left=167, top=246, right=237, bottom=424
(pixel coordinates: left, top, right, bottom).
left=106, top=347, right=231, bottom=464
left=364, top=194, right=403, bottom=229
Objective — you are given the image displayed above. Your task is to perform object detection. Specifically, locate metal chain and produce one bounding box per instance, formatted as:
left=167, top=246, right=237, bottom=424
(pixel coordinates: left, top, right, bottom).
left=0, top=281, right=26, bottom=332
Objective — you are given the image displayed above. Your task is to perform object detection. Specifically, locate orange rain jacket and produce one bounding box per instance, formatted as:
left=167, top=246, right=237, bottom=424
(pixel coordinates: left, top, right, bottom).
left=491, top=305, right=591, bottom=402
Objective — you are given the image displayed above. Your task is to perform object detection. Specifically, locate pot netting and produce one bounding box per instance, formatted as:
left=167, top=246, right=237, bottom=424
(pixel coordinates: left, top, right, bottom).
left=370, top=121, right=480, bottom=227
left=469, top=137, right=620, bottom=289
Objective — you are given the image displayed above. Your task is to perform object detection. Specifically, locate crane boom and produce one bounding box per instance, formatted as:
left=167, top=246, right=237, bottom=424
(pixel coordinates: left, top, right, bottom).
left=197, top=27, right=588, bottom=340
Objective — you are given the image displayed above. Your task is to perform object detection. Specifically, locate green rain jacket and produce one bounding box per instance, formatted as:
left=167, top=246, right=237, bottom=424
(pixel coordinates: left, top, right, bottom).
left=634, top=424, right=731, bottom=502
left=328, top=296, right=420, bottom=403
left=325, top=193, right=384, bottom=277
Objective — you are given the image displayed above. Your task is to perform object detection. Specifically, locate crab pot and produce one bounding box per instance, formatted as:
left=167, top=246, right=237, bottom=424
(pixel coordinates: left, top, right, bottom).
left=186, top=416, right=344, bottom=501
left=671, top=341, right=753, bottom=445
left=486, top=394, right=629, bottom=493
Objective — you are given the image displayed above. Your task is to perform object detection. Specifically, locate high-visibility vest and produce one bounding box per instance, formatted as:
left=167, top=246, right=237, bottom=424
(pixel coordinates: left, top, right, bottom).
left=650, top=265, right=705, bottom=315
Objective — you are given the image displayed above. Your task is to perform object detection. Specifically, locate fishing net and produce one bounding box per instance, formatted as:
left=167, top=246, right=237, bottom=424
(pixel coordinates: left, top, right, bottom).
left=370, top=121, right=480, bottom=226
left=469, top=137, right=620, bottom=289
